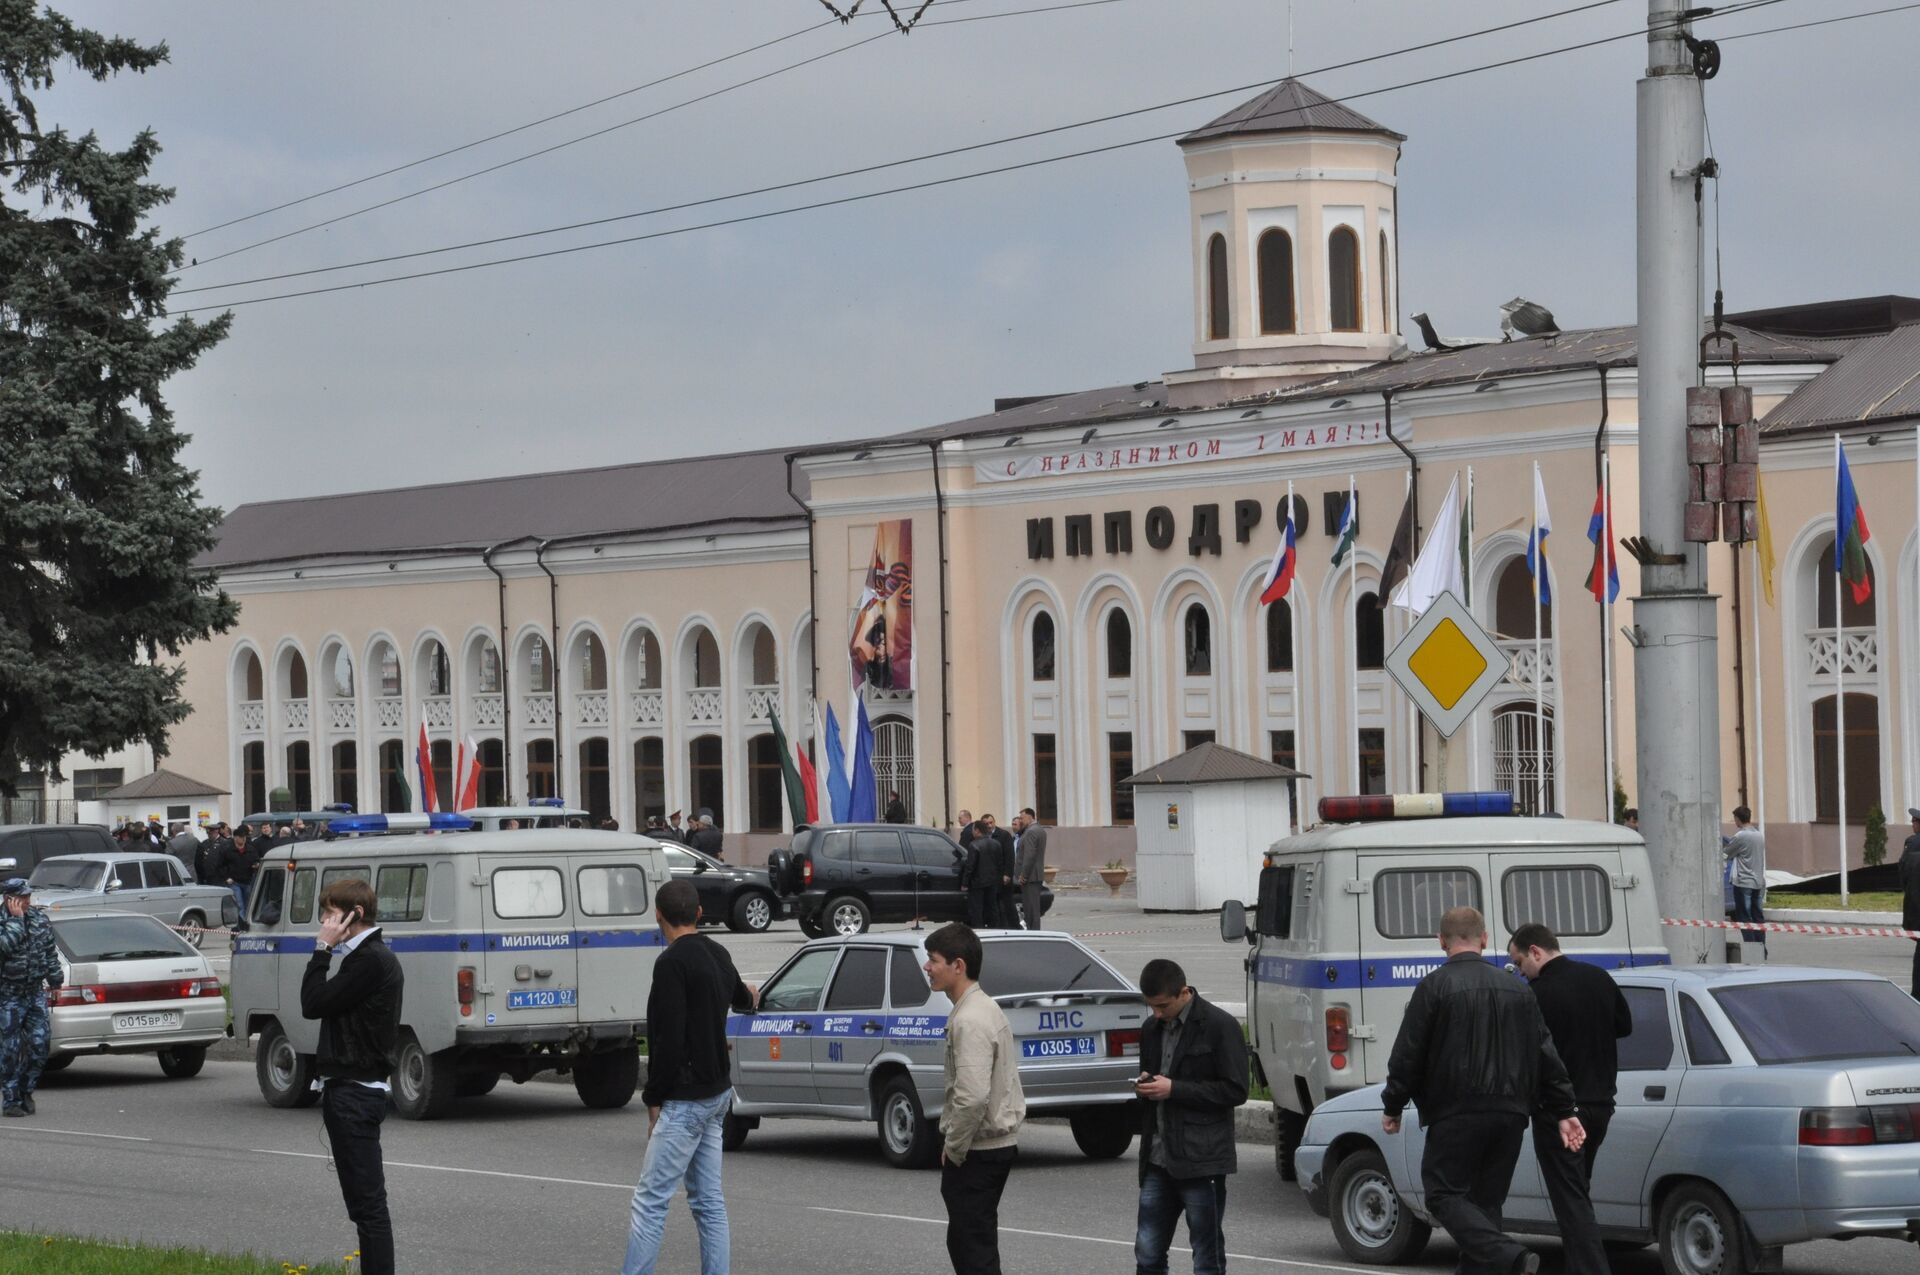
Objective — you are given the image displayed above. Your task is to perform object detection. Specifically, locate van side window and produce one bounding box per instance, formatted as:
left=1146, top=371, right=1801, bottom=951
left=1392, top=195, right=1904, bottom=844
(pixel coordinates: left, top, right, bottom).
left=1679, top=993, right=1731, bottom=1065
left=578, top=865, right=650, bottom=916
left=1256, top=865, right=1294, bottom=938
left=320, top=867, right=371, bottom=895
left=1501, top=866, right=1613, bottom=937
left=824, top=948, right=887, bottom=1011
left=375, top=865, right=428, bottom=922
left=289, top=869, right=318, bottom=924
left=1617, top=986, right=1674, bottom=1070
left=252, top=866, right=286, bottom=924
left=890, top=947, right=932, bottom=1008
left=760, top=948, right=838, bottom=1013
left=492, top=867, right=565, bottom=919
left=1374, top=868, right=1481, bottom=940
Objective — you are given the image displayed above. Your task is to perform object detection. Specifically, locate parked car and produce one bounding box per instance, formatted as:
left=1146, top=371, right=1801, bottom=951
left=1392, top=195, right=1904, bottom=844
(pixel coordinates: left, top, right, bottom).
left=1296, top=965, right=1920, bottom=1275
left=44, top=911, right=227, bottom=1078
left=725, top=929, right=1144, bottom=1167
left=663, top=842, right=790, bottom=933
left=768, top=823, right=1053, bottom=937
left=28, top=853, right=240, bottom=947
left=0, top=824, right=117, bottom=876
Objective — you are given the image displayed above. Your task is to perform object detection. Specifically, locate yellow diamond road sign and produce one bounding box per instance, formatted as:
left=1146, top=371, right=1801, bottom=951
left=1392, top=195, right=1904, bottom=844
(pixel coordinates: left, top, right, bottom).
left=1384, top=591, right=1511, bottom=738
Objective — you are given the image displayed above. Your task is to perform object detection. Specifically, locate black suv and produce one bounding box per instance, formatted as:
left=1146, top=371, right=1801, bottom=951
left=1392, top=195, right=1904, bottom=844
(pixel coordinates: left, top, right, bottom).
left=0, top=824, right=117, bottom=875
left=768, top=823, right=1053, bottom=937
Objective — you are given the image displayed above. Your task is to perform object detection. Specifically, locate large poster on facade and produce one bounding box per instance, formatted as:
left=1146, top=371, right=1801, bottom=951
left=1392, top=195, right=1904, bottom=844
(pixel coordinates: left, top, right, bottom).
left=850, top=519, right=912, bottom=691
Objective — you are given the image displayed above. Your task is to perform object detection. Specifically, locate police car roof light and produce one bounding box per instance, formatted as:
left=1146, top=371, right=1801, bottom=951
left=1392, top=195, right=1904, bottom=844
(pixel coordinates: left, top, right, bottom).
left=323, top=803, right=355, bottom=813
left=326, top=812, right=477, bottom=835
left=530, top=798, right=566, bottom=807
left=1317, top=791, right=1514, bottom=823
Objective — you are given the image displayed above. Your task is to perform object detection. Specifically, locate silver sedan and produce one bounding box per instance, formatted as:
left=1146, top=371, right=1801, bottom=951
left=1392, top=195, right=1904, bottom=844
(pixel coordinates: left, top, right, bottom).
left=28, top=853, right=239, bottom=947
left=46, top=911, right=228, bottom=1078
left=1296, top=965, right=1920, bottom=1275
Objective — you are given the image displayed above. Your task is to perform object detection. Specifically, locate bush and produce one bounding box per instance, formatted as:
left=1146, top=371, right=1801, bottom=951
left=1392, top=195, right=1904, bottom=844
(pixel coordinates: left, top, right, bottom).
left=1864, top=805, right=1887, bottom=868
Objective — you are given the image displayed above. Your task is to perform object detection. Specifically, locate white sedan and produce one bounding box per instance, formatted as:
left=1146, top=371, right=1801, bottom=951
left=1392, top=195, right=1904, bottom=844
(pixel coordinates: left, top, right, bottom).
left=45, top=911, right=227, bottom=1078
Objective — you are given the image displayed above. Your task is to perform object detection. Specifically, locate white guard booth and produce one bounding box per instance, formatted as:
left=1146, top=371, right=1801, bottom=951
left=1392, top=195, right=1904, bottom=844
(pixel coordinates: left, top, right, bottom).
left=1122, top=742, right=1303, bottom=912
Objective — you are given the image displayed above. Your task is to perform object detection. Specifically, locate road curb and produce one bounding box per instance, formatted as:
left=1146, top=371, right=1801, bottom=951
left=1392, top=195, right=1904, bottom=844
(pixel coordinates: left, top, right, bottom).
left=208, top=1034, right=635, bottom=1088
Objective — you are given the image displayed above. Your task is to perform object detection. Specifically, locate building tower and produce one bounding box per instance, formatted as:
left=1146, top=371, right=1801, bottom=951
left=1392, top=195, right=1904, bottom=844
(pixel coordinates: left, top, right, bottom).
left=1164, top=80, right=1407, bottom=409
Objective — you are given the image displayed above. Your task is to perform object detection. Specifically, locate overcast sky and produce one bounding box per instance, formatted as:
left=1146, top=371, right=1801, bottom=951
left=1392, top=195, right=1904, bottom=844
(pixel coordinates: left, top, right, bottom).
left=38, top=0, right=1920, bottom=504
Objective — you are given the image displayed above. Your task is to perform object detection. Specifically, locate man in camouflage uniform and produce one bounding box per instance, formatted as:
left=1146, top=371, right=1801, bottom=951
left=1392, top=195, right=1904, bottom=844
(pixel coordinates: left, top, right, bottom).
left=0, top=878, right=64, bottom=1116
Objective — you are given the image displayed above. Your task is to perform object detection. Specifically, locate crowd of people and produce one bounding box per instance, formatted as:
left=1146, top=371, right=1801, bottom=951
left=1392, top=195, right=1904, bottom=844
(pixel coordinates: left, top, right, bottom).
left=952, top=808, right=1049, bottom=930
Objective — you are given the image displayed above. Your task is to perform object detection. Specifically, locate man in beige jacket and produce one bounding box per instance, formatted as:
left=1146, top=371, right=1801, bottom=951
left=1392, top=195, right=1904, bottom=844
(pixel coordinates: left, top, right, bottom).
left=924, top=922, right=1025, bottom=1274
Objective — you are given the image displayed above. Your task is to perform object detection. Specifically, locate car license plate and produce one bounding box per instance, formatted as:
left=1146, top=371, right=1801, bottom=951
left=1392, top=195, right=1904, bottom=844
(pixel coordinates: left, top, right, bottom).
left=506, top=988, right=577, bottom=1010
left=113, top=1012, right=181, bottom=1032
left=1022, top=1034, right=1096, bottom=1059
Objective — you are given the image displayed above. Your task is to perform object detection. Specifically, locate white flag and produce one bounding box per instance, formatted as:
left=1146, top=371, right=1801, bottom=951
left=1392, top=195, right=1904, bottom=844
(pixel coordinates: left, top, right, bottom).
left=1389, top=473, right=1465, bottom=616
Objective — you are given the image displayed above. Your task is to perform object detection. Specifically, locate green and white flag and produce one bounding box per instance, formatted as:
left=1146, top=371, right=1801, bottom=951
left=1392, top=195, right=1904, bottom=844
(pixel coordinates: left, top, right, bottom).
left=1330, top=480, right=1358, bottom=568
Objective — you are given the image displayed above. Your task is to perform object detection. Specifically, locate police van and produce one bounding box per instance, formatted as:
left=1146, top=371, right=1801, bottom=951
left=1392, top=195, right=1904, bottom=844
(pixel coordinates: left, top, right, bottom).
left=227, top=815, right=671, bottom=1120
left=1219, top=792, right=1668, bottom=1180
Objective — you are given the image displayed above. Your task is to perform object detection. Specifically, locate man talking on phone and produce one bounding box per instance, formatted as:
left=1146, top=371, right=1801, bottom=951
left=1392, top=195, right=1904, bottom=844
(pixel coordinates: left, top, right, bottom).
left=302, top=880, right=403, bottom=1275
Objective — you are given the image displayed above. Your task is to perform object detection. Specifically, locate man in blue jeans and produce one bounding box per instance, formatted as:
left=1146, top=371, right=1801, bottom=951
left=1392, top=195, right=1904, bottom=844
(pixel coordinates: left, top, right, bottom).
left=1724, top=806, right=1767, bottom=956
left=624, top=879, right=754, bottom=1275
left=1133, top=958, right=1248, bottom=1275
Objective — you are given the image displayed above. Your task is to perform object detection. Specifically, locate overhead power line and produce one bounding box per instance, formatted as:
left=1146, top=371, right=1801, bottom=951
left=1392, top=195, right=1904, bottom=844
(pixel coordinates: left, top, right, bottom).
left=176, top=0, right=1632, bottom=297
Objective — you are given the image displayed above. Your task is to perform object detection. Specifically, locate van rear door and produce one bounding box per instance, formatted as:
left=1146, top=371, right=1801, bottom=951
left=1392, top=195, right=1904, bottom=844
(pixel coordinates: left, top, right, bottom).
left=1353, top=852, right=1490, bottom=1087
left=570, top=856, right=662, bottom=1022
left=1488, top=851, right=1632, bottom=969
left=479, top=857, right=580, bottom=1028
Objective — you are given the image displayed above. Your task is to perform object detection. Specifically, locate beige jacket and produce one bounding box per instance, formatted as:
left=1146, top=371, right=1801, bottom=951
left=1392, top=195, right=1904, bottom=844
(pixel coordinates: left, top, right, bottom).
left=940, top=983, right=1025, bottom=1163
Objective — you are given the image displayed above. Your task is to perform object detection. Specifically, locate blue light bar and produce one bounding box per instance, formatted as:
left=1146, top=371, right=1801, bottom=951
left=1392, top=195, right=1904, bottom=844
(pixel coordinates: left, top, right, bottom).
left=1319, top=792, right=1515, bottom=822
left=530, top=798, right=566, bottom=807
left=326, top=813, right=476, bottom=835
left=1442, top=792, right=1514, bottom=817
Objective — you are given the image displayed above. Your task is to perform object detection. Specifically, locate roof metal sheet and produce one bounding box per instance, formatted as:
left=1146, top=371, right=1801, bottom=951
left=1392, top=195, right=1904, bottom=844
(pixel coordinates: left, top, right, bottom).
left=101, top=768, right=230, bottom=800
left=1121, top=740, right=1307, bottom=786
left=1759, top=322, right=1920, bottom=435
left=1180, top=79, right=1405, bottom=145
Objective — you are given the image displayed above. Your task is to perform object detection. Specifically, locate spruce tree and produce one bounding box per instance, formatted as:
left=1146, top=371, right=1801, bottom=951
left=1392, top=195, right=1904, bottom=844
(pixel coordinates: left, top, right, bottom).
left=0, top=3, right=236, bottom=792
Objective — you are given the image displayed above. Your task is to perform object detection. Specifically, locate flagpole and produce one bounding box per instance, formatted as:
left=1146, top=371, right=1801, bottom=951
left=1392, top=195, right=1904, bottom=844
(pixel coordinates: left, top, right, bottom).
left=1750, top=530, right=1765, bottom=837
left=1349, top=475, right=1360, bottom=798
left=1405, top=469, right=1417, bottom=792
left=1602, top=454, right=1616, bottom=823
left=1834, top=435, right=1849, bottom=905
left=1466, top=466, right=1479, bottom=791
left=1533, top=461, right=1547, bottom=816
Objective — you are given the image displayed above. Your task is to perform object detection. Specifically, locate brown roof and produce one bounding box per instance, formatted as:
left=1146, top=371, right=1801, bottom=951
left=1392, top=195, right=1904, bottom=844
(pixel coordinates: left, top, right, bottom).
left=1180, top=79, right=1405, bottom=145
left=102, top=768, right=230, bottom=801
left=1759, top=322, right=1920, bottom=437
left=1121, top=741, right=1307, bottom=787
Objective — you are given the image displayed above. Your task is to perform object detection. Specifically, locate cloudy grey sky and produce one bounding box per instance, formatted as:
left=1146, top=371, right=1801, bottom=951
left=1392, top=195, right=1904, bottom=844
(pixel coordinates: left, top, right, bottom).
left=40, top=0, right=1920, bottom=502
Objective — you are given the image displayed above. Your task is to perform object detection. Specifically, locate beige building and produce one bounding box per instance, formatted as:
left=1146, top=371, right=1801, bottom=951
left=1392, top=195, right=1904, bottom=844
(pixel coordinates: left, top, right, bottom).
left=171, top=82, right=1919, bottom=873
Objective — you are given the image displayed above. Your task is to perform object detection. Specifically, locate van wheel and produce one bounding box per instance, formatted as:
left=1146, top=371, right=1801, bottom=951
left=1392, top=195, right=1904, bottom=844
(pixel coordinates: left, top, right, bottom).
left=178, top=911, right=207, bottom=948
left=722, top=1100, right=755, bottom=1151
left=157, top=1045, right=207, bottom=1079
left=1274, top=1107, right=1307, bottom=1182
left=1069, top=1109, right=1134, bottom=1159
left=573, top=1045, right=640, bottom=1110
left=1329, top=1148, right=1431, bottom=1264
left=1657, top=1180, right=1748, bottom=1275
left=256, top=1021, right=320, bottom=1109
left=456, top=1072, right=500, bottom=1098
left=877, top=1076, right=939, bottom=1169
left=729, top=891, right=774, bottom=933
left=41, top=1054, right=73, bottom=1074
left=826, top=895, right=871, bottom=937
left=393, top=1031, right=458, bottom=1120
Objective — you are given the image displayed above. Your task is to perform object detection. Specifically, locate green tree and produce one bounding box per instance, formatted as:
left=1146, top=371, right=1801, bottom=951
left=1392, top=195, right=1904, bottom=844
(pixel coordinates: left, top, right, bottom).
left=0, top=3, right=235, bottom=791
left=1863, top=804, right=1887, bottom=868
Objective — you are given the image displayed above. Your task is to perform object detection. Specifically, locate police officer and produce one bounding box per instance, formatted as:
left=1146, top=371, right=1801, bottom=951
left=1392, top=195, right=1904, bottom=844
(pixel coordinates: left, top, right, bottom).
left=0, top=878, right=65, bottom=1116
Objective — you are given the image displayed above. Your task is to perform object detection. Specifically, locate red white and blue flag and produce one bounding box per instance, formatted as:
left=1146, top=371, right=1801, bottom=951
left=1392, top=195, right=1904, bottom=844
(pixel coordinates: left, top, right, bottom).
left=1260, top=496, right=1298, bottom=605
left=1585, top=481, right=1619, bottom=603
left=415, top=723, right=440, bottom=814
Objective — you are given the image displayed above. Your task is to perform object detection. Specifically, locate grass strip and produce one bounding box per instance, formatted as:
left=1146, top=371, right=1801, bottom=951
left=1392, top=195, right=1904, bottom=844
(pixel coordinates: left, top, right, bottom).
left=1765, top=890, right=1905, bottom=914
left=0, top=1232, right=357, bottom=1274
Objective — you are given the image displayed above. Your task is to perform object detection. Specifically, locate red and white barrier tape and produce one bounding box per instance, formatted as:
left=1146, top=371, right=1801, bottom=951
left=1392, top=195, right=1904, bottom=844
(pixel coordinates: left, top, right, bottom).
left=1662, top=916, right=1920, bottom=940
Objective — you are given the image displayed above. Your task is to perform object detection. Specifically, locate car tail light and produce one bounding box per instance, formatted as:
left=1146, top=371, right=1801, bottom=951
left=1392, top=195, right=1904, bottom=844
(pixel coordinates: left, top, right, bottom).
left=457, top=966, right=475, bottom=1017
left=50, top=979, right=218, bottom=1005
left=1107, top=1028, right=1141, bottom=1058
left=1799, top=1106, right=1920, bottom=1145
left=801, top=857, right=813, bottom=888
left=53, top=985, right=100, bottom=1007
left=1326, top=1007, right=1351, bottom=1071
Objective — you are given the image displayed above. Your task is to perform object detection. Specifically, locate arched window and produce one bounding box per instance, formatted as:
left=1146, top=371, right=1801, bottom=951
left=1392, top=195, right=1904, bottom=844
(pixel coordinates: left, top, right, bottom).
left=331, top=741, right=357, bottom=809
left=1812, top=693, right=1879, bottom=823
left=578, top=634, right=608, bottom=692
left=241, top=651, right=264, bottom=703
left=632, top=737, right=665, bottom=826
left=242, top=741, right=267, bottom=814
left=285, top=652, right=309, bottom=701
left=329, top=648, right=354, bottom=699
left=478, top=738, right=506, bottom=807
left=749, top=627, right=777, bottom=686
left=748, top=735, right=783, bottom=832
left=423, top=641, right=450, bottom=697
left=1206, top=233, right=1230, bottom=340
left=473, top=640, right=501, bottom=694
left=874, top=717, right=916, bottom=820
left=1495, top=558, right=1553, bottom=638
left=578, top=737, right=610, bottom=823
left=1031, top=612, right=1056, bottom=681
left=1355, top=592, right=1385, bottom=669
left=430, top=739, right=453, bottom=810
left=1257, top=228, right=1295, bottom=334
left=375, top=642, right=402, bottom=698
left=1379, top=229, right=1392, bottom=333
left=692, top=630, right=721, bottom=688
left=633, top=630, right=663, bottom=691
left=286, top=741, right=312, bottom=810
left=1266, top=600, right=1294, bottom=673
left=379, top=739, right=408, bottom=812
left=524, top=738, right=555, bottom=801
left=526, top=637, right=553, bottom=693
left=1183, top=604, right=1212, bottom=676
left=1105, top=610, right=1132, bottom=679
left=688, top=734, right=724, bottom=822
left=1493, top=703, right=1557, bottom=816
left=1329, top=226, right=1362, bottom=332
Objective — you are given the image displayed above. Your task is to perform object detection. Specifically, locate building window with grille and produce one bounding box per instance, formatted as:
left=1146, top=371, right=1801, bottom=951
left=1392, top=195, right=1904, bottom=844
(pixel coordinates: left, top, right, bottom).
left=476, top=642, right=501, bottom=694
left=1031, top=611, right=1056, bottom=681
left=525, top=738, right=555, bottom=802
left=332, top=742, right=357, bottom=809
left=1033, top=733, right=1058, bottom=824
left=1355, top=592, right=1385, bottom=669
left=476, top=739, right=505, bottom=807
left=376, top=643, right=402, bottom=697
left=688, top=734, right=723, bottom=824
left=1493, top=704, right=1557, bottom=815
left=243, top=742, right=267, bottom=815
left=1184, top=604, right=1212, bottom=676
left=1106, top=610, right=1132, bottom=679
left=1266, top=600, right=1293, bottom=673
left=1495, top=557, right=1553, bottom=638
left=1108, top=732, right=1134, bottom=825
left=579, top=737, right=610, bottom=824
left=286, top=741, right=312, bottom=810
left=1812, top=693, right=1879, bottom=823
left=527, top=638, right=553, bottom=694
left=379, top=739, right=408, bottom=813
left=633, top=737, right=665, bottom=826
left=427, top=739, right=452, bottom=811
left=1257, top=228, right=1295, bottom=334
left=425, top=641, right=451, bottom=696
left=873, top=717, right=916, bottom=820
left=1329, top=226, right=1362, bottom=332
left=72, top=768, right=124, bottom=802
left=748, top=734, right=783, bottom=832
left=1206, top=233, right=1229, bottom=340
left=1358, top=728, right=1387, bottom=795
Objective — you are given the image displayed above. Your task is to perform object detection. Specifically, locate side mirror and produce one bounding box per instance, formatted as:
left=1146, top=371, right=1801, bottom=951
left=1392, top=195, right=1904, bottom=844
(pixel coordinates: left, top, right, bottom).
left=1219, top=899, right=1247, bottom=943
left=0, top=858, right=15, bottom=870
left=104, top=877, right=122, bottom=893
left=692, top=860, right=708, bottom=875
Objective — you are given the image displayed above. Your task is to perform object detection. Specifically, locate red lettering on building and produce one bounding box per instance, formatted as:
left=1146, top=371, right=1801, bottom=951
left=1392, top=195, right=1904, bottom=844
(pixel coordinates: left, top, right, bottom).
left=1206, top=439, right=1222, bottom=456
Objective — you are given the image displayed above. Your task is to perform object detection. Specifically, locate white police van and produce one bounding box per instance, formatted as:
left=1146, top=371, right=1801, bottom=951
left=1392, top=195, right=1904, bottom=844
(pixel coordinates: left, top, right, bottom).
left=227, top=814, right=672, bottom=1119
left=1219, top=792, right=1668, bottom=1180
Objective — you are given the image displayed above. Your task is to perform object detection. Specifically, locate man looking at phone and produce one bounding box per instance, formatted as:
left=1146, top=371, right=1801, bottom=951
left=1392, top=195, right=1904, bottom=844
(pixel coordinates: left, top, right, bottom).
left=1134, top=958, right=1248, bottom=1275
left=301, top=880, right=403, bottom=1275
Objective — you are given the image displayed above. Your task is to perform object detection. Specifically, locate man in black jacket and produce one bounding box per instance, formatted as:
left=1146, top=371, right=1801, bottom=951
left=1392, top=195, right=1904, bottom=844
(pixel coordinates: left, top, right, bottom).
left=217, top=826, right=258, bottom=932
left=1508, top=923, right=1632, bottom=1275
left=1902, top=808, right=1920, bottom=997
left=1133, top=959, right=1248, bottom=1275
left=301, top=879, right=403, bottom=1275
left=964, top=813, right=1004, bottom=928
left=624, top=878, right=754, bottom=1275
left=1382, top=907, right=1584, bottom=1275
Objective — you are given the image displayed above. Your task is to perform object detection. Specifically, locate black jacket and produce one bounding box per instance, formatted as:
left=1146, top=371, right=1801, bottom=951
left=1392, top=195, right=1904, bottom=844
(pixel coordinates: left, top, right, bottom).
left=1137, top=993, right=1249, bottom=1181
left=217, top=839, right=260, bottom=884
left=1901, top=836, right=1920, bottom=932
left=197, top=836, right=230, bottom=883
left=1383, top=950, right=1577, bottom=1127
left=690, top=826, right=724, bottom=857
left=301, top=930, right=404, bottom=1083
left=981, top=829, right=1015, bottom=886
left=1527, top=956, right=1632, bottom=1107
left=643, top=932, right=753, bottom=1108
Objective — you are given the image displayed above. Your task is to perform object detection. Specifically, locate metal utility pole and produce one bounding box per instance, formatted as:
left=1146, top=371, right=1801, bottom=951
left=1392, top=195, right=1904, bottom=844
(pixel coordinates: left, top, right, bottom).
left=1634, top=4, right=1721, bottom=964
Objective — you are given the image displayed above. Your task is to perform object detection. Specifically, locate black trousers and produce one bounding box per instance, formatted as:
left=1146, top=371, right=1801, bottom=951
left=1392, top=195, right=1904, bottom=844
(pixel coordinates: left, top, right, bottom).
left=322, top=1081, right=395, bottom=1275
left=967, top=885, right=998, bottom=928
left=1530, top=1105, right=1613, bottom=1275
left=940, top=1145, right=1016, bottom=1275
left=1420, top=1111, right=1529, bottom=1275
left=1910, top=940, right=1919, bottom=998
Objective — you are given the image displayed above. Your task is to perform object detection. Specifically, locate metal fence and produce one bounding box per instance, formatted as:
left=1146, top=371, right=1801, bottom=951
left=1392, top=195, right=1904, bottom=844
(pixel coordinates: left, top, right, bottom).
left=1, top=796, right=81, bottom=826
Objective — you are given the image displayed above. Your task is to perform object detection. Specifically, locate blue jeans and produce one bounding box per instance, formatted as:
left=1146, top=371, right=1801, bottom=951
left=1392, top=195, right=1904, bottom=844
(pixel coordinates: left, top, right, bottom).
left=229, top=882, right=250, bottom=927
left=1732, top=886, right=1766, bottom=946
left=1135, top=1163, right=1227, bottom=1275
left=623, top=1089, right=731, bottom=1275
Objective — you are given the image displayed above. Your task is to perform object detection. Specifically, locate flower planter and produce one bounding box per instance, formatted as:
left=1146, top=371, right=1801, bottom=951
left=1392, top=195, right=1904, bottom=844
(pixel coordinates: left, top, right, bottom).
left=1098, top=867, right=1130, bottom=896
left=1043, top=865, right=1059, bottom=885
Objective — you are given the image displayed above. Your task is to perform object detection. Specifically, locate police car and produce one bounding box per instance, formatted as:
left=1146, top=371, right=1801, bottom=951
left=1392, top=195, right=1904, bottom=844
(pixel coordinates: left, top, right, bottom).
left=723, top=929, right=1144, bottom=1168
left=1219, top=792, right=1669, bottom=1182
left=227, top=814, right=672, bottom=1119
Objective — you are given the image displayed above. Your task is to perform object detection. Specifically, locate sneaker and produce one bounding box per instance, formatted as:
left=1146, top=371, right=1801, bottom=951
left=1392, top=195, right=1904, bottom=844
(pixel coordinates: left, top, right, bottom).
left=20, top=1095, right=34, bottom=1115
left=2, top=1106, right=23, bottom=1118
left=1513, top=1252, right=1540, bottom=1275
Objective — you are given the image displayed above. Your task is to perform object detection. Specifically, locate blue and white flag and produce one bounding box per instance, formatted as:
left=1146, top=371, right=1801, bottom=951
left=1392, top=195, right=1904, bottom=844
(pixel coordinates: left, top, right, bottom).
left=848, top=697, right=878, bottom=823
left=1526, top=463, right=1553, bottom=606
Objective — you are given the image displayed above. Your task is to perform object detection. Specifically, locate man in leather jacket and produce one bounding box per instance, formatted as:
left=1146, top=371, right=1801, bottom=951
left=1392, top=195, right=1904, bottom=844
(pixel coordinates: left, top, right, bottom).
left=1381, top=907, right=1584, bottom=1275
